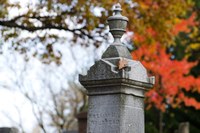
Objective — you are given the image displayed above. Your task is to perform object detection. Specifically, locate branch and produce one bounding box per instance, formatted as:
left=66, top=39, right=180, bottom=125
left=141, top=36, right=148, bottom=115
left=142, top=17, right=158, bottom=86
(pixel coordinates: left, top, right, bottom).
left=0, top=16, right=95, bottom=40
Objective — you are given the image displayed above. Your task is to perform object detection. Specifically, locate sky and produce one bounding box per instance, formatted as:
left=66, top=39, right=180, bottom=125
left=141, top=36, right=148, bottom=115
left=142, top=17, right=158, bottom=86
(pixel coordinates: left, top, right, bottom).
left=0, top=36, right=108, bottom=132
left=0, top=0, right=108, bottom=130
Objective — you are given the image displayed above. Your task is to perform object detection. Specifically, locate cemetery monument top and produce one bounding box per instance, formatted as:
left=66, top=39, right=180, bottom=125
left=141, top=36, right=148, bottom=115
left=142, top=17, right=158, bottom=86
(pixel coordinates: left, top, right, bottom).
left=107, top=3, right=128, bottom=44
left=102, top=3, right=132, bottom=59
left=80, top=3, right=155, bottom=94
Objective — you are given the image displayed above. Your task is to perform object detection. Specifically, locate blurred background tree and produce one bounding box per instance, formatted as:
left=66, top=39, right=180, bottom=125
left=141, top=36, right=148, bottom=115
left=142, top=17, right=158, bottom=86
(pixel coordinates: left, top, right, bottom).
left=0, top=0, right=199, bottom=133
left=0, top=0, right=194, bottom=63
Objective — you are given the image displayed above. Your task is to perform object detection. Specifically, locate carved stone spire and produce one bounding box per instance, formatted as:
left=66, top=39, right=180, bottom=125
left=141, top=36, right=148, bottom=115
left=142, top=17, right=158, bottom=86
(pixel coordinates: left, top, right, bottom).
left=107, top=3, right=128, bottom=43
left=102, top=3, right=131, bottom=59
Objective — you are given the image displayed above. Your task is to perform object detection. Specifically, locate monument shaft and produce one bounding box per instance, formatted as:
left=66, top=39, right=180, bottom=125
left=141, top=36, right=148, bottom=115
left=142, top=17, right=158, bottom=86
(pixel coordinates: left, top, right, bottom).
left=88, top=94, right=144, bottom=133
left=79, top=3, right=154, bottom=133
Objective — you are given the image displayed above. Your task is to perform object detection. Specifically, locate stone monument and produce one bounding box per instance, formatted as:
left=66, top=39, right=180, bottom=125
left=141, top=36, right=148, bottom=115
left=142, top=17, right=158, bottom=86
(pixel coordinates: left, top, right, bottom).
left=79, top=3, right=154, bottom=133
left=177, top=122, right=190, bottom=133
left=0, top=127, right=18, bottom=133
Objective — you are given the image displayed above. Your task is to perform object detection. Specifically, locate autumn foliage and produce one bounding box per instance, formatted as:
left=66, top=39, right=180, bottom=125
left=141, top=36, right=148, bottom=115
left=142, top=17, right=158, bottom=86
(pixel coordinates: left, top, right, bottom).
left=132, top=12, right=200, bottom=111
left=172, top=13, right=198, bottom=35
left=132, top=44, right=200, bottom=111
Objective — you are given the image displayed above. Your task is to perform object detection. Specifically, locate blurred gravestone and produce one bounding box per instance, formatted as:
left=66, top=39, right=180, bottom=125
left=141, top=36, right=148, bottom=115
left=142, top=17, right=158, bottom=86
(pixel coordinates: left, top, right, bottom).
left=174, top=122, right=190, bottom=133
left=76, top=112, right=87, bottom=133
left=0, top=128, right=18, bottom=133
left=179, top=122, right=189, bottom=133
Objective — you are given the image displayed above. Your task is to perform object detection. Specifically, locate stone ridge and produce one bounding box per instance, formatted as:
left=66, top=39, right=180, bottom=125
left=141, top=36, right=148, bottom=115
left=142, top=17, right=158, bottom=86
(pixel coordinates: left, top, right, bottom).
left=79, top=57, right=151, bottom=85
left=102, top=44, right=132, bottom=59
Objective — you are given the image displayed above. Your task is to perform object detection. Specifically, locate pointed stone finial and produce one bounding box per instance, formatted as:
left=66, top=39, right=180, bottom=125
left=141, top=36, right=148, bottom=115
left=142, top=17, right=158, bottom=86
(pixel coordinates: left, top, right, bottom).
left=107, top=3, right=128, bottom=44
left=102, top=3, right=131, bottom=59
left=113, top=3, right=122, bottom=15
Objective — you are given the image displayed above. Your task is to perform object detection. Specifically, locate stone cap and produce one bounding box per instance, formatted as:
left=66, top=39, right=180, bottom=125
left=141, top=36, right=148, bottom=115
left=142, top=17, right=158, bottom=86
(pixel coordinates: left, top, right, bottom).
left=80, top=78, right=153, bottom=89
left=107, top=3, right=128, bottom=22
left=80, top=78, right=153, bottom=97
left=80, top=57, right=154, bottom=85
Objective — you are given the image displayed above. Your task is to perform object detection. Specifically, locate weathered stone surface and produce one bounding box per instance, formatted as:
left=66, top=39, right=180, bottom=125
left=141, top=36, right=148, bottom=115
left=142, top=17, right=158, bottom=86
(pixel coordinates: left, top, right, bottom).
left=102, top=44, right=132, bottom=59
left=87, top=94, right=144, bottom=133
left=80, top=57, right=152, bottom=84
left=79, top=55, right=153, bottom=133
